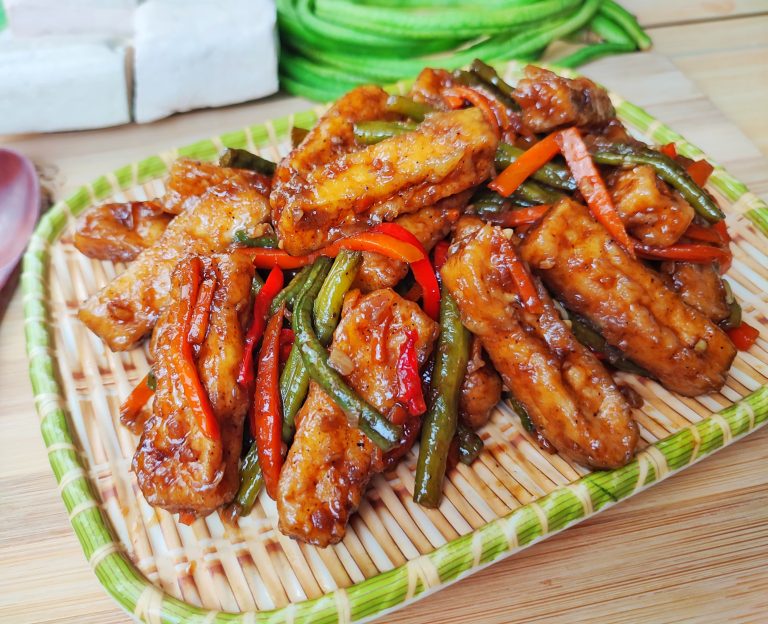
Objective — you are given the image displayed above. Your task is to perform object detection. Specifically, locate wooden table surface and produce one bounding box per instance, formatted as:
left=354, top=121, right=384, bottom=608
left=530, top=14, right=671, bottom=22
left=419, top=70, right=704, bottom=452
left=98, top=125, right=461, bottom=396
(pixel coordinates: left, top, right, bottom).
left=2, top=3, right=767, bottom=623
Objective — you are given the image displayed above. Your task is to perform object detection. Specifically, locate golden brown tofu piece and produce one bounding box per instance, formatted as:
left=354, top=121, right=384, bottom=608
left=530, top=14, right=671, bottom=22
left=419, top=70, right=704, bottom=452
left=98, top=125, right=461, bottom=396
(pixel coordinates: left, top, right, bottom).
left=512, top=65, right=615, bottom=133
left=607, top=164, right=694, bottom=247
left=277, top=289, right=439, bottom=546
left=133, top=253, right=254, bottom=519
left=519, top=199, right=736, bottom=396
left=162, top=158, right=271, bottom=215
left=661, top=261, right=729, bottom=323
left=442, top=223, right=638, bottom=469
left=74, top=200, right=172, bottom=263
left=78, top=175, right=271, bottom=351
left=271, top=84, right=497, bottom=256
left=353, top=191, right=469, bottom=292
left=459, top=337, right=502, bottom=431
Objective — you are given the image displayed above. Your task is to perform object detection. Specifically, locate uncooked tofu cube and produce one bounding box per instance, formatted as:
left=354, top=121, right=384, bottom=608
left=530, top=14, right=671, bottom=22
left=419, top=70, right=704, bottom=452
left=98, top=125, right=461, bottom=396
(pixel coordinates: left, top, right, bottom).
left=133, top=0, right=279, bottom=123
left=0, top=37, right=131, bottom=134
left=4, top=0, right=136, bottom=38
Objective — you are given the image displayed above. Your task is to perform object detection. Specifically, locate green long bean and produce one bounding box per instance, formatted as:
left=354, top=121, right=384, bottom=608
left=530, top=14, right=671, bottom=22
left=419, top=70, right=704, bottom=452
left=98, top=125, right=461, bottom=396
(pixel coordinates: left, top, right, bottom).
left=456, top=423, right=483, bottom=465
left=269, top=265, right=313, bottom=316
left=231, top=442, right=264, bottom=517
left=219, top=148, right=276, bottom=176
left=414, top=293, right=471, bottom=507
left=279, top=259, right=333, bottom=441
left=294, top=261, right=402, bottom=450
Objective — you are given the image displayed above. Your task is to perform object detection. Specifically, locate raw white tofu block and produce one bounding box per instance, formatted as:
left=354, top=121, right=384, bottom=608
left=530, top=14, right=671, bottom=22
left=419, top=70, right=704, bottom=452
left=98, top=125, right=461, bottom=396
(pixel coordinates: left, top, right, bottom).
left=0, top=38, right=130, bottom=134
left=5, top=0, right=136, bottom=38
left=134, top=0, right=278, bottom=124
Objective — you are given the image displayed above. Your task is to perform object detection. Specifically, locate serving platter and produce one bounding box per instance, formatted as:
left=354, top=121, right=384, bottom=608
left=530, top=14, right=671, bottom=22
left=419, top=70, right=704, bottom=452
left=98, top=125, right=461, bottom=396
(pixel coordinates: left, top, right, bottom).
left=22, top=60, right=768, bottom=624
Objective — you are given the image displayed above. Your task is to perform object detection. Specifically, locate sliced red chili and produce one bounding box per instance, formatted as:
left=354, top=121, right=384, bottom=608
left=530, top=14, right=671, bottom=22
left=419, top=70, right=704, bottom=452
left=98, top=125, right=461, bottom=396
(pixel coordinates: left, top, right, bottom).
left=395, top=329, right=426, bottom=417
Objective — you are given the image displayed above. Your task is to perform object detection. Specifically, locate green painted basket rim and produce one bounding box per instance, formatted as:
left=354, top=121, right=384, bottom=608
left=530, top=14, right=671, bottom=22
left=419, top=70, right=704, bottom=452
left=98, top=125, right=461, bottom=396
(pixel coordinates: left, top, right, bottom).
left=22, top=60, right=768, bottom=624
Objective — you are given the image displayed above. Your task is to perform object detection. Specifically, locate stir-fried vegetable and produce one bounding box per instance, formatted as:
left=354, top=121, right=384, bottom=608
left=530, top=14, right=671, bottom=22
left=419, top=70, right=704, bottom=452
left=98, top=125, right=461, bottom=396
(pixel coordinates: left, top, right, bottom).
left=557, top=127, right=634, bottom=256
left=280, top=259, right=334, bottom=441
left=414, top=293, right=470, bottom=507
left=187, top=271, right=217, bottom=345
left=172, top=257, right=220, bottom=441
left=253, top=304, right=286, bottom=500
left=395, top=329, right=427, bottom=417
left=238, top=266, right=284, bottom=386
left=727, top=321, right=760, bottom=351
left=230, top=442, right=264, bottom=518
left=456, top=423, right=484, bottom=465
left=490, top=134, right=560, bottom=196
left=634, top=243, right=731, bottom=264
left=219, top=148, right=276, bottom=176
left=119, top=372, right=155, bottom=424
left=269, top=265, right=313, bottom=316
left=294, top=261, right=402, bottom=450
left=234, top=230, right=279, bottom=248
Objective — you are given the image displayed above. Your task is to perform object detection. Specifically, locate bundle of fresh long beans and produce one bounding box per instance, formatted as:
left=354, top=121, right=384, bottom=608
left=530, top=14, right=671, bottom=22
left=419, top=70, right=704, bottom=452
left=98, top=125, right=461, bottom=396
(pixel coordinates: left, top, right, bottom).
left=277, top=0, right=651, bottom=101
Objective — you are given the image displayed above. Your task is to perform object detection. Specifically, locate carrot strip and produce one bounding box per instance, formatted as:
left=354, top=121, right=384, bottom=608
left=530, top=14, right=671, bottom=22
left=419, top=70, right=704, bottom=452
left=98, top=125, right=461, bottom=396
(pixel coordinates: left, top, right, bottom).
left=119, top=372, right=154, bottom=423
left=237, top=248, right=315, bottom=270
left=557, top=127, right=635, bottom=257
left=684, top=223, right=726, bottom=245
left=172, top=257, right=219, bottom=441
left=443, top=86, right=503, bottom=137
left=187, top=272, right=218, bottom=345
left=489, top=134, right=560, bottom=197
left=499, top=205, right=551, bottom=227
left=253, top=303, right=286, bottom=499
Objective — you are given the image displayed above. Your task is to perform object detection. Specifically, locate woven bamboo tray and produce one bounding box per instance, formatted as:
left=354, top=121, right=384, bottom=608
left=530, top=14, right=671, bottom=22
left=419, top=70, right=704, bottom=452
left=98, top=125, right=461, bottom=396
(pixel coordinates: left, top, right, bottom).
left=22, top=60, right=768, bottom=624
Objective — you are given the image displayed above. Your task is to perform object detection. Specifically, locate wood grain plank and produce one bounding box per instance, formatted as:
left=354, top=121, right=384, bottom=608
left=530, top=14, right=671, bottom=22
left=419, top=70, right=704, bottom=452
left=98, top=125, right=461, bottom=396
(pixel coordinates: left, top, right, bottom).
left=621, top=0, right=768, bottom=27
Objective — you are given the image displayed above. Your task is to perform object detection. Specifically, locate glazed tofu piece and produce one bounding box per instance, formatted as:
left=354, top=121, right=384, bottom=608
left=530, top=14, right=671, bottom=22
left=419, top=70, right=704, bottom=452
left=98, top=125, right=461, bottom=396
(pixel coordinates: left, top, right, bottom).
left=271, top=85, right=497, bottom=255
left=78, top=173, right=271, bottom=351
left=518, top=199, right=736, bottom=396
left=441, top=222, right=638, bottom=469
left=607, top=164, right=694, bottom=247
left=74, top=200, right=172, bottom=263
left=133, top=253, right=254, bottom=519
left=512, top=65, right=615, bottom=133
left=277, top=289, right=439, bottom=546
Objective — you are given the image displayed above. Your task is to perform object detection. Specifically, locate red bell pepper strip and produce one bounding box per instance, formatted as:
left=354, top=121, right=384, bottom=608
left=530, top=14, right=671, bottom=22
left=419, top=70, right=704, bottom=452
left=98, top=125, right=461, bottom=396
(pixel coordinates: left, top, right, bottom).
left=499, top=236, right=543, bottom=314
left=187, top=271, right=218, bottom=345
left=172, top=257, right=220, bottom=441
left=238, top=248, right=315, bottom=270
left=684, top=223, right=726, bottom=245
left=713, top=219, right=731, bottom=243
left=660, top=143, right=677, bottom=158
left=373, top=223, right=441, bottom=320
left=557, top=127, right=635, bottom=258
left=488, top=134, right=560, bottom=197
left=499, top=205, right=551, bottom=227
left=396, top=329, right=427, bottom=417
left=238, top=265, right=284, bottom=386
left=634, top=242, right=731, bottom=264
left=727, top=321, right=760, bottom=351
left=686, top=159, right=714, bottom=187
left=252, top=303, right=286, bottom=500
left=119, top=372, right=154, bottom=424
left=279, top=328, right=295, bottom=365
left=432, top=240, right=450, bottom=271
left=443, top=86, right=504, bottom=137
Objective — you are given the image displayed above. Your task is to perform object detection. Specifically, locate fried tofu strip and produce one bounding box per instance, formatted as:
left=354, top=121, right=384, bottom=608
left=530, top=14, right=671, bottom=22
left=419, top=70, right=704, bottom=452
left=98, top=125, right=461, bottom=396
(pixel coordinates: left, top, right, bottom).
left=78, top=175, right=271, bottom=351
left=271, top=85, right=497, bottom=255
left=519, top=199, right=736, bottom=396
left=74, top=200, right=172, bottom=262
left=133, top=253, right=254, bottom=519
left=512, top=65, right=615, bottom=133
left=441, top=221, right=638, bottom=469
left=661, top=261, right=730, bottom=323
left=162, top=159, right=271, bottom=215
left=353, top=191, right=469, bottom=292
left=277, top=289, right=438, bottom=546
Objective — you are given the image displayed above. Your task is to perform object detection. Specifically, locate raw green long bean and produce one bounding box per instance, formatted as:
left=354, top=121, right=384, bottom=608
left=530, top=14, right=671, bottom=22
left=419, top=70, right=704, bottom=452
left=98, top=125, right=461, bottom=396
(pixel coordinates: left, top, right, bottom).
left=414, top=293, right=471, bottom=507
left=294, top=262, right=402, bottom=450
